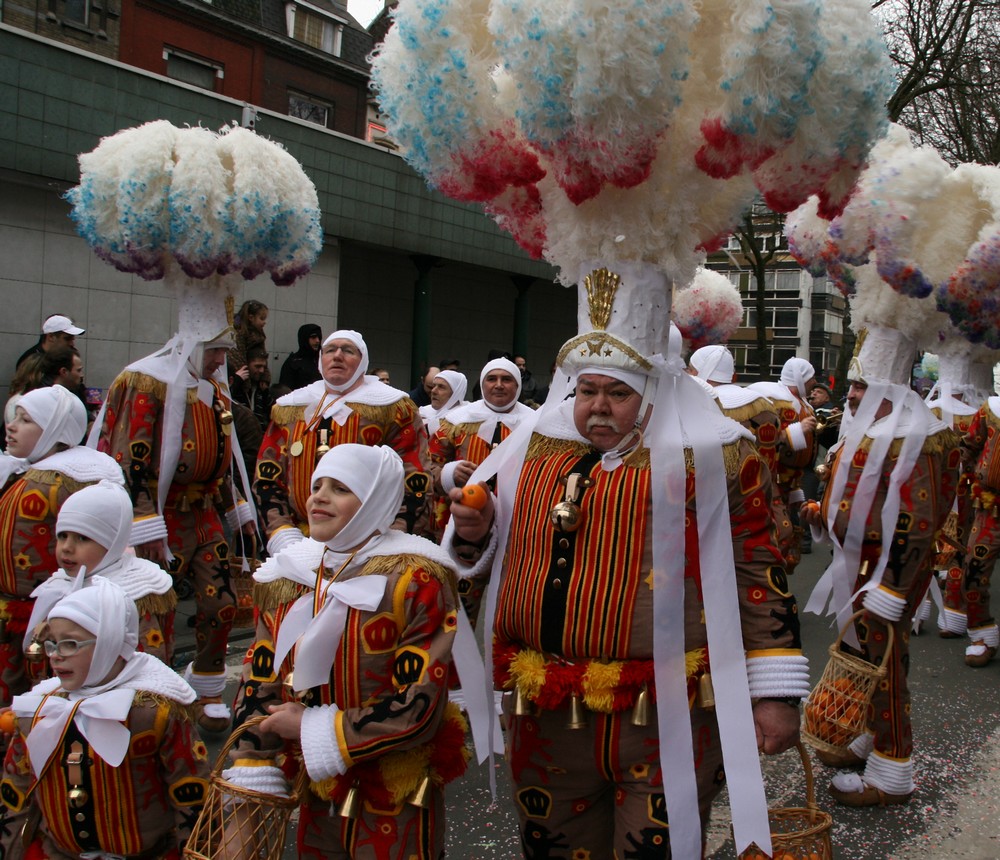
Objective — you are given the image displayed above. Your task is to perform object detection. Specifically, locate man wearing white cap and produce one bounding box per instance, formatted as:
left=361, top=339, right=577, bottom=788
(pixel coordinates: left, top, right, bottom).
left=254, top=329, right=432, bottom=555
left=13, top=314, right=86, bottom=373
left=94, top=288, right=255, bottom=734
left=428, top=358, right=533, bottom=619
left=446, top=266, right=807, bottom=859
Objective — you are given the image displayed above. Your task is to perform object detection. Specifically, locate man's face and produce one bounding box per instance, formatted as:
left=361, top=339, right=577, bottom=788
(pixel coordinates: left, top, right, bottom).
left=514, top=356, right=527, bottom=372
left=308, top=334, right=321, bottom=352
left=201, top=347, right=227, bottom=379
left=573, top=373, right=642, bottom=451
left=808, top=387, right=831, bottom=408
left=44, top=332, right=75, bottom=351
left=248, top=358, right=268, bottom=383
left=483, top=370, right=518, bottom=410
left=60, top=355, right=84, bottom=389
left=376, top=370, right=391, bottom=385
left=321, top=339, right=363, bottom=387
left=422, top=367, right=441, bottom=395
left=429, top=377, right=454, bottom=409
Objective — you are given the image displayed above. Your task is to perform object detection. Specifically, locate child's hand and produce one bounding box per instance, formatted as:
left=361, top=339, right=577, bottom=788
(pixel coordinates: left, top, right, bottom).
left=260, top=702, right=304, bottom=740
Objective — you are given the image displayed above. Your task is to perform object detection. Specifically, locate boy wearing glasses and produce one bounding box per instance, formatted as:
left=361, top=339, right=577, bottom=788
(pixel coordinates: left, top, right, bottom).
left=0, top=579, right=209, bottom=858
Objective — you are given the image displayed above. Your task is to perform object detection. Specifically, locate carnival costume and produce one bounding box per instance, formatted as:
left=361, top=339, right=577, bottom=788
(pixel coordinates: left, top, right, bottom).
left=230, top=445, right=466, bottom=859
left=27, top=481, right=176, bottom=665
left=0, top=387, right=123, bottom=708
left=254, top=330, right=432, bottom=555
left=0, top=579, right=209, bottom=860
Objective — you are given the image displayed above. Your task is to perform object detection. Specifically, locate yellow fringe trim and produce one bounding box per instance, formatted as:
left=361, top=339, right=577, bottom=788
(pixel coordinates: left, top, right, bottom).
left=135, top=591, right=178, bottom=615
left=310, top=703, right=469, bottom=804
left=23, top=471, right=88, bottom=493
left=115, top=371, right=167, bottom=400
left=253, top=578, right=311, bottom=612
left=508, top=649, right=548, bottom=700
left=722, top=398, right=776, bottom=425
left=361, top=554, right=458, bottom=600
left=133, top=690, right=198, bottom=723
left=270, top=404, right=305, bottom=426
left=856, top=426, right=960, bottom=457
left=270, top=400, right=399, bottom=428
left=524, top=435, right=741, bottom=477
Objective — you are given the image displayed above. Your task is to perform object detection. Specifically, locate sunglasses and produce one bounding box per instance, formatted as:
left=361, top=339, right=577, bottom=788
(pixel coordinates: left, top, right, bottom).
left=43, top=638, right=97, bottom=658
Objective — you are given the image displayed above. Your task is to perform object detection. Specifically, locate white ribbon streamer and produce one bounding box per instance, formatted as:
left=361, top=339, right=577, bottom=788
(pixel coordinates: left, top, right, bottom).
left=451, top=606, right=505, bottom=763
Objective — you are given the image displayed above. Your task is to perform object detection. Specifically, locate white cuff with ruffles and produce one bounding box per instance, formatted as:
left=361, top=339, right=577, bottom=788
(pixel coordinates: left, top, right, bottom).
left=220, top=764, right=290, bottom=797
left=226, top=501, right=255, bottom=531
left=266, top=527, right=307, bottom=557
left=745, top=654, right=811, bottom=699
left=862, top=585, right=907, bottom=622
left=787, top=422, right=808, bottom=451
left=441, top=520, right=499, bottom=579
left=440, top=462, right=460, bottom=494
left=301, top=704, right=346, bottom=782
left=130, top=515, right=168, bottom=546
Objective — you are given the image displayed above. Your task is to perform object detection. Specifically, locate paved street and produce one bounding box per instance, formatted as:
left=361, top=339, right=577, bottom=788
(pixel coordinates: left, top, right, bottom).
left=177, top=543, right=1000, bottom=859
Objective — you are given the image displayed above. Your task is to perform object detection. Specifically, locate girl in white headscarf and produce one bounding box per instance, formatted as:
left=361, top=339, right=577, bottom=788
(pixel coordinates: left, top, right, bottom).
left=226, top=444, right=467, bottom=860
left=1, top=578, right=209, bottom=859
left=27, top=481, right=176, bottom=665
left=0, top=386, right=123, bottom=711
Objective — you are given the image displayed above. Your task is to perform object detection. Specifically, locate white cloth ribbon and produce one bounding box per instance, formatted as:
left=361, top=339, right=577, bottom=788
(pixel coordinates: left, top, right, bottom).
left=273, top=575, right=387, bottom=691
left=450, top=606, right=505, bottom=762
left=14, top=686, right=135, bottom=774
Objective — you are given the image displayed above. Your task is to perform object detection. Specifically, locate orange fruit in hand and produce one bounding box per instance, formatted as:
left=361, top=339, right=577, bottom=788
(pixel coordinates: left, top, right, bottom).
left=0, top=711, right=16, bottom=734
left=803, top=500, right=821, bottom=514
left=460, top=484, right=489, bottom=510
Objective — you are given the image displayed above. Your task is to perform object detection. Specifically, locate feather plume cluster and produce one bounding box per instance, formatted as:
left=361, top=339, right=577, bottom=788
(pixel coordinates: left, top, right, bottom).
left=372, top=0, right=891, bottom=286
left=787, top=124, right=1000, bottom=348
left=66, top=121, right=322, bottom=286
left=673, top=268, right=744, bottom=349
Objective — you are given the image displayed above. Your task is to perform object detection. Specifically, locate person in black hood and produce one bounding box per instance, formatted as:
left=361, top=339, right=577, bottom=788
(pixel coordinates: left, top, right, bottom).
left=278, top=323, right=322, bottom=391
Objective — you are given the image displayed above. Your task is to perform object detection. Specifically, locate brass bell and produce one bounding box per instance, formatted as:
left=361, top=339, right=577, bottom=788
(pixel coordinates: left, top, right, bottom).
left=338, top=783, right=361, bottom=819
left=631, top=685, right=650, bottom=727
left=24, top=640, right=45, bottom=664
left=177, top=494, right=192, bottom=513
left=512, top=686, right=534, bottom=717
left=406, top=775, right=433, bottom=809
left=695, top=673, right=715, bottom=710
left=814, top=463, right=830, bottom=482
left=67, top=786, right=89, bottom=808
left=217, top=409, right=233, bottom=426
left=549, top=501, right=583, bottom=533
left=315, top=429, right=330, bottom=461
left=566, top=693, right=588, bottom=730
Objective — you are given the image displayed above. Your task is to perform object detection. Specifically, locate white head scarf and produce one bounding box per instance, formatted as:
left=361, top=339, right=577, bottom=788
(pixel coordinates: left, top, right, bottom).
left=19, top=386, right=87, bottom=461
left=779, top=357, right=816, bottom=401
left=47, top=577, right=138, bottom=689
left=480, top=358, right=522, bottom=412
left=690, top=345, right=736, bottom=384
left=421, top=370, right=468, bottom=435
left=55, top=480, right=133, bottom=576
left=320, top=330, right=369, bottom=393
left=311, top=444, right=404, bottom=553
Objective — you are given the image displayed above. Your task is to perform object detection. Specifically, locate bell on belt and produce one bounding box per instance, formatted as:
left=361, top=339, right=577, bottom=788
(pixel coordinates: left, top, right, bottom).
left=24, top=640, right=44, bottom=664
left=814, top=463, right=830, bottom=482
left=338, top=782, right=361, bottom=819
left=315, top=429, right=330, bottom=461
left=549, top=501, right=583, bottom=533
left=67, top=786, right=89, bottom=808
left=406, top=775, right=433, bottom=809
left=177, top=494, right=192, bottom=513
left=566, top=693, right=588, bottom=730
left=695, top=673, right=715, bottom=710
left=512, top=686, right=534, bottom=717
left=631, top=685, right=650, bottom=727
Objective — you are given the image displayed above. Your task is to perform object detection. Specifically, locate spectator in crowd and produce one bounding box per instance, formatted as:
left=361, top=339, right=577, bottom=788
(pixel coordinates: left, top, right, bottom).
left=408, top=365, right=440, bottom=408
left=230, top=345, right=272, bottom=430
left=228, top=300, right=269, bottom=385
left=514, top=354, right=540, bottom=405
left=373, top=367, right=392, bottom=384
left=13, top=314, right=85, bottom=373
left=278, top=323, right=322, bottom=391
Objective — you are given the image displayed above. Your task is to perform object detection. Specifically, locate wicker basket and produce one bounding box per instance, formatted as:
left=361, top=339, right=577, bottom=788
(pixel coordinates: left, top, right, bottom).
left=183, top=715, right=306, bottom=860
left=737, top=742, right=833, bottom=860
left=230, top=541, right=260, bottom=629
left=801, top=610, right=895, bottom=755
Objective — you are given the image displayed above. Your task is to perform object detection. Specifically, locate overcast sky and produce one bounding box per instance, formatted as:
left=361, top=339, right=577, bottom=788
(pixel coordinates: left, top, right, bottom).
left=348, top=0, right=383, bottom=27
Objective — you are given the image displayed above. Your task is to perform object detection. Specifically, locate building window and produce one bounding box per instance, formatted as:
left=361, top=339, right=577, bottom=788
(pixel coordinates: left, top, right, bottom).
left=164, top=48, right=223, bottom=91
left=289, top=92, right=331, bottom=127
left=286, top=2, right=344, bottom=56
left=62, top=0, right=88, bottom=24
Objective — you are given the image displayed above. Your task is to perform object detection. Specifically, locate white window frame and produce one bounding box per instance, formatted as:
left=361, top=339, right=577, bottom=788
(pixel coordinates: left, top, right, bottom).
left=285, top=1, right=346, bottom=56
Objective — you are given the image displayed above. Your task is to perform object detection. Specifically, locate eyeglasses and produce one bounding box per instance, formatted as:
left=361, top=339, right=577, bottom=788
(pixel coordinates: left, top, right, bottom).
left=43, top=638, right=96, bottom=657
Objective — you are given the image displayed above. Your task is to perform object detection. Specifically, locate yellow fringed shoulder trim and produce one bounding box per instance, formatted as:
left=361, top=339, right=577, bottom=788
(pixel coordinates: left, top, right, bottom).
left=722, top=399, right=777, bottom=426
left=23, top=471, right=87, bottom=493
left=526, top=434, right=592, bottom=460
left=135, top=591, right=178, bottom=615
left=345, top=400, right=400, bottom=423
left=115, top=371, right=167, bottom=400
left=253, top=578, right=311, bottom=612
left=858, top=426, right=961, bottom=457
left=269, top=404, right=306, bottom=426
left=448, top=421, right=483, bottom=438
left=361, top=554, right=457, bottom=594
left=132, top=691, right=198, bottom=723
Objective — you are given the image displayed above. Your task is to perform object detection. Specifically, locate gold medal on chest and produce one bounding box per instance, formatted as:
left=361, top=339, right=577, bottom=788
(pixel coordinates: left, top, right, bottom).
left=290, top=440, right=304, bottom=457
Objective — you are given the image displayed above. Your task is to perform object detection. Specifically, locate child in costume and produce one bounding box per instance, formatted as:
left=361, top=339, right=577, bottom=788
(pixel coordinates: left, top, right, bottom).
left=26, top=481, right=176, bottom=665
left=0, top=578, right=209, bottom=859
left=0, top=386, right=124, bottom=708
left=229, top=444, right=467, bottom=860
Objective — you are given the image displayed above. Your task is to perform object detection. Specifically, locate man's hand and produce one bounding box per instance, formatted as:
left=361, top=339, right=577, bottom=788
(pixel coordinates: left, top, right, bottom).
left=800, top=414, right=817, bottom=433
left=452, top=460, right=476, bottom=488
left=448, top=485, right=494, bottom=544
left=753, top=699, right=801, bottom=754
left=235, top=365, right=250, bottom=381
left=260, top=702, right=304, bottom=740
left=135, top=540, right=166, bottom=563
